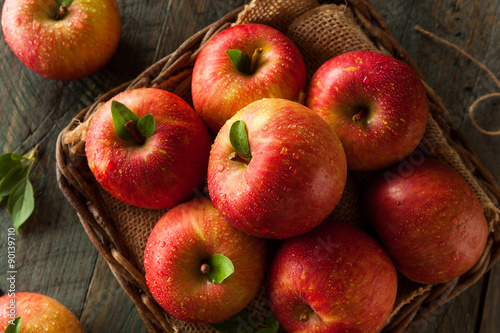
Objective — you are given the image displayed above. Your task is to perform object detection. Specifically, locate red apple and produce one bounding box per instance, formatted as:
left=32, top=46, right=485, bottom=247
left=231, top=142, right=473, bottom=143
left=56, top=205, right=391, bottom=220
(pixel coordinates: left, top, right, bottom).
left=267, top=220, right=398, bottom=333
left=208, top=98, right=347, bottom=239
left=144, top=197, right=267, bottom=324
left=1, top=0, right=121, bottom=80
left=0, top=292, right=84, bottom=332
left=305, top=50, right=429, bottom=171
left=363, top=157, right=489, bottom=284
left=192, top=23, right=307, bottom=133
left=85, top=87, right=211, bottom=209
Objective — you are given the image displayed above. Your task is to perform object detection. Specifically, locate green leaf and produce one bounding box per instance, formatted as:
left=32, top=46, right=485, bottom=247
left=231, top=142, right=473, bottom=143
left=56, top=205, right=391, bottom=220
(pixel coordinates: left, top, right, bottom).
left=0, top=153, right=26, bottom=179
left=4, top=317, right=22, bottom=333
left=111, top=100, right=140, bottom=141
left=211, top=310, right=252, bottom=333
left=207, top=254, right=234, bottom=284
left=137, top=114, right=156, bottom=138
left=0, top=163, right=29, bottom=203
left=229, top=120, right=251, bottom=159
left=226, top=49, right=251, bottom=74
left=57, top=0, right=74, bottom=6
left=266, top=314, right=279, bottom=333
left=8, top=179, right=35, bottom=234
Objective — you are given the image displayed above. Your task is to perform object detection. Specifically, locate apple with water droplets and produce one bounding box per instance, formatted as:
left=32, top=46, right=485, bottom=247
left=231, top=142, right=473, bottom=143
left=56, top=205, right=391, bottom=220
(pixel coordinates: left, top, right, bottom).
left=191, top=23, right=307, bottom=133
left=85, top=87, right=211, bottom=209
left=144, top=197, right=267, bottom=324
left=1, top=0, right=121, bottom=80
left=305, top=50, right=429, bottom=170
left=363, top=157, right=489, bottom=284
left=0, top=292, right=84, bottom=332
left=208, top=98, right=347, bottom=239
left=267, top=220, right=398, bottom=333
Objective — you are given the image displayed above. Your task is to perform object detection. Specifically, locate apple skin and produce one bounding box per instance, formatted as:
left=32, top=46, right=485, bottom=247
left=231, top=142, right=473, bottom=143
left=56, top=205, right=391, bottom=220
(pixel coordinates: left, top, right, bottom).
left=1, top=0, right=121, bottom=80
left=0, top=292, right=84, bottom=332
left=85, top=87, right=212, bottom=209
left=363, top=157, right=489, bottom=284
left=208, top=98, right=347, bottom=239
left=305, top=50, right=429, bottom=171
left=144, top=197, right=267, bottom=324
left=192, top=23, right=307, bottom=133
left=267, top=220, right=398, bottom=333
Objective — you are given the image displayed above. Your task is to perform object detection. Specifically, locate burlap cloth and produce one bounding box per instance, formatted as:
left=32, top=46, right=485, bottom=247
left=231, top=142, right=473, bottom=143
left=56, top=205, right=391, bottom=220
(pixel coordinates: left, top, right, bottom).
left=59, top=0, right=500, bottom=332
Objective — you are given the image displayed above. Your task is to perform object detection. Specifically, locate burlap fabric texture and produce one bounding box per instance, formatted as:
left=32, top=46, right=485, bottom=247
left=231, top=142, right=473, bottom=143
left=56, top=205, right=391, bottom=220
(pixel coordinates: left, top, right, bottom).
left=56, top=0, right=500, bottom=332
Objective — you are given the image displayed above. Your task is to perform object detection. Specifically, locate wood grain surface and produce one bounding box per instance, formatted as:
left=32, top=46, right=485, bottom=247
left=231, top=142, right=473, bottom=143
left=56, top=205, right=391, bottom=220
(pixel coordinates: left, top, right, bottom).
left=0, top=0, right=499, bottom=332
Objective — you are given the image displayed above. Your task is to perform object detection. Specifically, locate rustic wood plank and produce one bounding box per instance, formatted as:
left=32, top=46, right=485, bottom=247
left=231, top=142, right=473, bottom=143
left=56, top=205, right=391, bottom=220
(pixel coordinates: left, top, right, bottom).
left=479, top=263, right=500, bottom=333
left=79, top=256, right=148, bottom=332
left=0, top=71, right=100, bottom=319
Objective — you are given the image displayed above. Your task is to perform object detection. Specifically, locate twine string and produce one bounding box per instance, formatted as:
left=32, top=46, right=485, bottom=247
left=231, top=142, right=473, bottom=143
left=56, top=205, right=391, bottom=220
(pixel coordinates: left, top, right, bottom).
left=415, top=25, right=500, bottom=136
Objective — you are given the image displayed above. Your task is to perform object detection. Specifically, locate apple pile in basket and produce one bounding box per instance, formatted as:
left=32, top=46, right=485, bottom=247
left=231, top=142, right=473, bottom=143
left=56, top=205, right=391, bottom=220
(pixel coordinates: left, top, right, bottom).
left=84, top=23, right=489, bottom=333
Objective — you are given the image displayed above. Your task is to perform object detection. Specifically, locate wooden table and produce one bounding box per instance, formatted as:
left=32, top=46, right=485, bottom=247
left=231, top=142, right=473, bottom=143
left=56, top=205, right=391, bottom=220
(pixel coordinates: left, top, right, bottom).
left=1, top=0, right=499, bottom=332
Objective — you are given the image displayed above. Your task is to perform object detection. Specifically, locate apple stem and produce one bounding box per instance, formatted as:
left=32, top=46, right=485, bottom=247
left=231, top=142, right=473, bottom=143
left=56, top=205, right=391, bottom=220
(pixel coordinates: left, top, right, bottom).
left=56, top=6, right=69, bottom=20
left=200, top=263, right=211, bottom=275
left=300, top=307, right=314, bottom=322
left=249, top=48, right=263, bottom=74
left=352, top=110, right=366, bottom=123
left=124, top=120, right=145, bottom=144
left=229, top=151, right=251, bottom=165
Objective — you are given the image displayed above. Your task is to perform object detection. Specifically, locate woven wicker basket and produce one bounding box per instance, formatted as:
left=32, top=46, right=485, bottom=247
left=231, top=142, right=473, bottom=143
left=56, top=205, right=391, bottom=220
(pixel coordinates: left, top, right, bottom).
left=55, top=0, right=500, bottom=332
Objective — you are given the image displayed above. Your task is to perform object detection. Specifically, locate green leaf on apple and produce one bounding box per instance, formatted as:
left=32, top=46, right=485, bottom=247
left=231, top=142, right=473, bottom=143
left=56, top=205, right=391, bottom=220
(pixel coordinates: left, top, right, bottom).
left=56, top=0, right=74, bottom=7
left=111, top=101, right=155, bottom=142
left=111, top=100, right=140, bottom=141
left=137, top=114, right=156, bottom=138
left=4, top=316, right=22, bottom=333
left=226, top=49, right=251, bottom=74
left=206, top=254, right=234, bottom=284
left=229, top=120, right=251, bottom=159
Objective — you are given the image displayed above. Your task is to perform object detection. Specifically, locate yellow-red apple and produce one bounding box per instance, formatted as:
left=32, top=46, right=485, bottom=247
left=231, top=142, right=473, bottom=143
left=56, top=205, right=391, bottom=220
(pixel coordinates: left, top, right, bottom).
left=85, top=88, right=211, bottom=209
left=306, top=50, right=428, bottom=170
left=208, top=98, right=347, bottom=239
left=144, top=197, right=267, bottom=324
left=192, top=23, right=306, bottom=133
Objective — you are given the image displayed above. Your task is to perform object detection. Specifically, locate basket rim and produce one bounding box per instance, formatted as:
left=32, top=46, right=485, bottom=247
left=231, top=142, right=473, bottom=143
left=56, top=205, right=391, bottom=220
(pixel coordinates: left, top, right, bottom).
left=55, top=1, right=500, bottom=333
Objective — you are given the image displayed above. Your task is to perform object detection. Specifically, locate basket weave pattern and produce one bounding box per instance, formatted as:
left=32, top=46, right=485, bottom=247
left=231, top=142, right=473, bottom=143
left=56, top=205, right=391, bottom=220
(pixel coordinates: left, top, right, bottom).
left=56, top=1, right=500, bottom=332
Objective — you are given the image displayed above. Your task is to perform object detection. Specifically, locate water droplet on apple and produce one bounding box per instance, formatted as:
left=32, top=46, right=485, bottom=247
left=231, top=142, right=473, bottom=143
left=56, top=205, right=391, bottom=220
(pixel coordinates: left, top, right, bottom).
left=14, top=17, right=21, bottom=26
left=75, top=20, right=84, bottom=29
left=217, top=164, right=224, bottom=172
left=363, top=76, right=370, bottom=84
left=438, top=242, right=445, bottom=247
left=280, top=147, right=288, bottom=155
left=261, top=125, right=268, bottom=131
left=107, top=160, right=114, bottom=169
left=220, top=193, right=227, bottom=200
left=395, top=201, right=401, bottom=206
left=160, top=241, right=166, bottom=247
